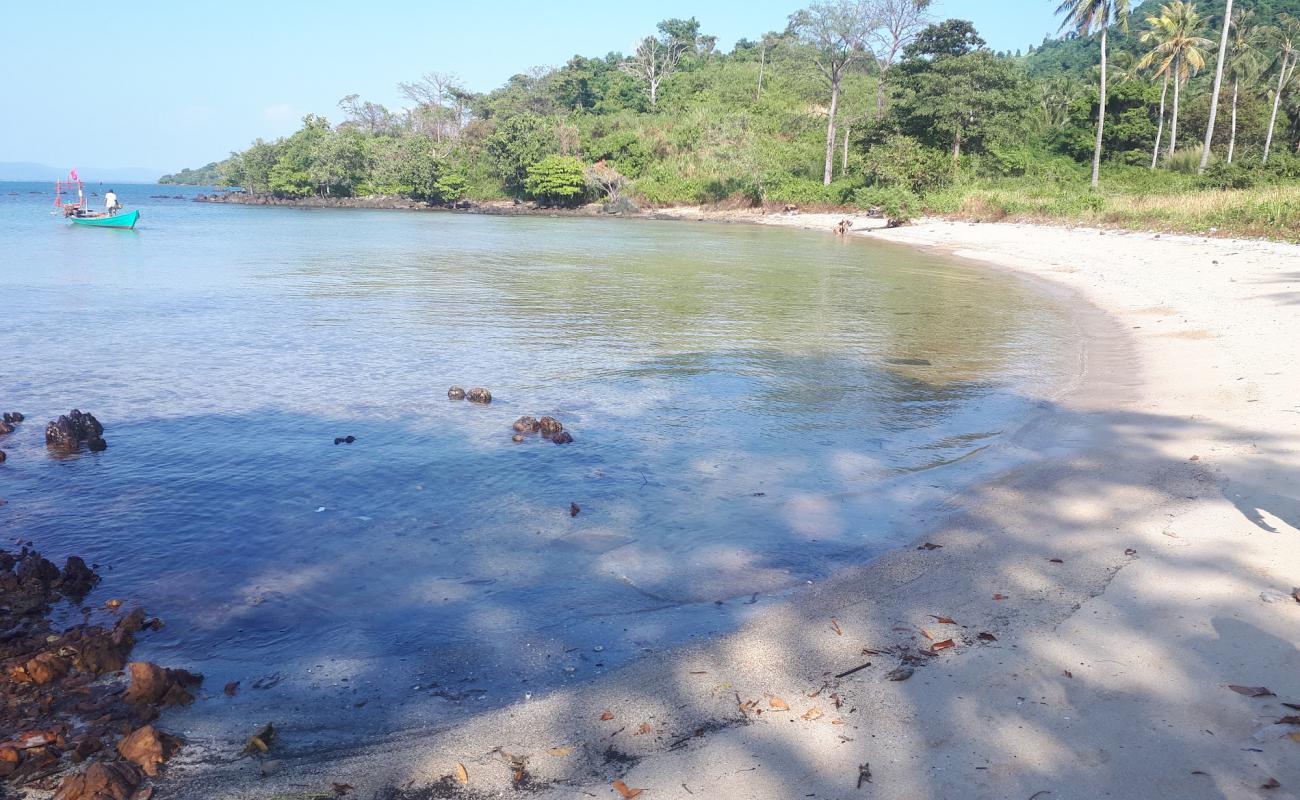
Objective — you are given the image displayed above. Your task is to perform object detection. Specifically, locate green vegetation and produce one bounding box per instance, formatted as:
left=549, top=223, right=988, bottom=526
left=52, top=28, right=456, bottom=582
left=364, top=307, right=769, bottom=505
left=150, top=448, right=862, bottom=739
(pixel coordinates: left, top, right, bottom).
left=188, top=0, right=1300, bottom=236
left=158, top=162, right=224, bottom=185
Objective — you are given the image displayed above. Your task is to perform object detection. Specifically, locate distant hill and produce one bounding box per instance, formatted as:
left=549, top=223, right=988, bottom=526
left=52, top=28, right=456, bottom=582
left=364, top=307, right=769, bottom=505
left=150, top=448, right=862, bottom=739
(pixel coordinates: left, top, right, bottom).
left=0, top=162, right=163, bottom=183
left=158, top=161, right=226, bottom=185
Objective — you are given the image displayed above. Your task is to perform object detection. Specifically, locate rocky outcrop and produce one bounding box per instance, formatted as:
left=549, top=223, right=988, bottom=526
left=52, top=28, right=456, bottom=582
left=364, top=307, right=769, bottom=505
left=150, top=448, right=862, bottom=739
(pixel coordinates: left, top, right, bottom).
left=44, top=410, right=107, bottom=453
left=466, top=388, right=492, bottom=404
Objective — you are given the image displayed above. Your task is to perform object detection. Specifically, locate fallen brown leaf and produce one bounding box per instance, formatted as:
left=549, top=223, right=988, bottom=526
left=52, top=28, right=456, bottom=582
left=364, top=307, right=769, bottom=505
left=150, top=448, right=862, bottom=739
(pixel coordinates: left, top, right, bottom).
left=977, top=632, right=997, bottom=642
left=1124, top=548, right=1137, bottom=556
left=917, top=542, right=943, bottom=551
left=636, top=723, right=652, bottom=735
left=1261, top=778, right=1281, bottom=790
left=1284, top=703, right=1300, bottom=711
left=831, top=718, right=846, bottom=725
left=929, top=615, right=957, bottom=625
left=1289, top=732, right=1300, bottom=743
left=769, top=696, right=790, bottom=711
left=223, top=681, right=240, bottom=696
left=600, top=710, right=615, bottom=721
left=830, top=619, right=843, bottom=636
left=802, top=708, right=824, bottom=721
left=332, top=784, right=354, bottom=796
left=547, top=746, right=574, bottom=757
left=1278, top=716, right=1300, bottom=725
left=1048, top=558, right=1064, bottom=564
left=993, top=594, right=1008, bottom=601
left=454, top=763, right=469, bottom=785
left=1228, top=685, right=1275, bottom=697
left=919, top=629, right=935, bottom=641
left=612, top=779, right=644, bottom=798
left=931, top=639, right=956, bottom=652
left=1064, top=670, right=1074, bottom=679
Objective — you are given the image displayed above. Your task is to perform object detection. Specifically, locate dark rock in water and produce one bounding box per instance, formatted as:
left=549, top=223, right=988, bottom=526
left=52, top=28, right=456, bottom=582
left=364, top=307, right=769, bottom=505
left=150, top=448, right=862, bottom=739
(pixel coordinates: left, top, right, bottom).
left=87, top=437, right=108, bottom=453
left=511, top=433, right=526, bottom=443
left=552, top=431, right=574, bottom=445
left=17, top=553, right=62, bottom=587
left=60, top=556, right=99, bottom=599
left=570, top=502, right=580, bottom=517
left=447, top=386, right=466, bottom=401
left=885, top=358, right=932, bottom=366
left=345, top=435, right=355, bottom=444
left=45, top=409, right=106, bottom=451
left=466, top=387, right=492, bottom=404
left=0, top=450, right=6, bottom=463
left=537, top=416, right=563, bottom=437
left=334, top=437, right=344, bottom=445
left=0, top=421, right=11, bottom=435
left=512, top=416, right=538, bottom=433
left=2, top=411, right=20, bottom=424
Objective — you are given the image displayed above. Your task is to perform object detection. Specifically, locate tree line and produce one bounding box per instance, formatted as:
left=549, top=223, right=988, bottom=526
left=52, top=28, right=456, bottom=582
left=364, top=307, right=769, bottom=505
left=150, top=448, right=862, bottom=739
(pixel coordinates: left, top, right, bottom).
left=163, top=0, right=1300, bottom=214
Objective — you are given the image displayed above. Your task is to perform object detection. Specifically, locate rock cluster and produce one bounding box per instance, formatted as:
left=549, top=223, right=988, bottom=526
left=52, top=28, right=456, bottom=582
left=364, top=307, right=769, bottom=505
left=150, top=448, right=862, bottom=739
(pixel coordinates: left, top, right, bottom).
left=447, top=386, right=492, bottom=404
left=510, top=415, right=574, bottom=445
left=1, top=547, right=198, bottom=797
left=44, top=410, right=107, bottom=453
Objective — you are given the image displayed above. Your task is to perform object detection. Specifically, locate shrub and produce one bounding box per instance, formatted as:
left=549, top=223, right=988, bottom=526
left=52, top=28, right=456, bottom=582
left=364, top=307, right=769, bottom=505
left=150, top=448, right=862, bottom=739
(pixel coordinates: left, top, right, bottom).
left=762, top=176, right=852, bottom=205
left=525, top=156, right=588, bottom=205
left=1165, top=147, right=1210, bottom=174
left=852, top=186, right=920, bottom=226
left=861, top=136, right=952, bottom=193
left=1197, top=161, right=1259, bottom=190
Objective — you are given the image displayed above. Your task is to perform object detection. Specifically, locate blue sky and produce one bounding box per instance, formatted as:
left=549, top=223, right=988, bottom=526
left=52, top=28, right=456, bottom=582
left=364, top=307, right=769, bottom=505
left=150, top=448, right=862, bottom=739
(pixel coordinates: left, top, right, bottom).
left=6, top=1, right=1062, bottom=173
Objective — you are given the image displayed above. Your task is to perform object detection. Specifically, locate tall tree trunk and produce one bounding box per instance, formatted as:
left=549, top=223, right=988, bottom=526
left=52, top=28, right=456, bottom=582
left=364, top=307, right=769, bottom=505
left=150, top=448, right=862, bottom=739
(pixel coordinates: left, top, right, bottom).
left=952, top=128, right=962, bottom=162
left=875, top=68, right=890, bottom=118
left=1199, top=0, right=1234, bottom=173
left=823, top=78, right=840, bottom=186
left=1152, top=73, right=1169, bottom=169
left=649, top=78, right=658, bottom=108
left=1091, top=27, right=1109, bottom=189
left=842, top=125, right=851, bottom=175
left=1227, top=77, right=1239, bottom=164
left=1264, top=53, right=1290, bottom=163
left=1170, top=56, right=1182, bottom=154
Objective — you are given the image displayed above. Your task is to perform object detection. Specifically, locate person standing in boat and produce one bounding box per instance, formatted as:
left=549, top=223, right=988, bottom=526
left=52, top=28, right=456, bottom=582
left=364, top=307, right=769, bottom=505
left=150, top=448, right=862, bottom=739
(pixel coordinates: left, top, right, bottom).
left=104, top=189, right=120, bottom=213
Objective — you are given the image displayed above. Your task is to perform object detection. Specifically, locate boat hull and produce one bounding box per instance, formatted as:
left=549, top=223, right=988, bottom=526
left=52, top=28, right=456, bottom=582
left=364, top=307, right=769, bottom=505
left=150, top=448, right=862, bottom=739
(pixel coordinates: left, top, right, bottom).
left=70, top=209, right=140, bottom=229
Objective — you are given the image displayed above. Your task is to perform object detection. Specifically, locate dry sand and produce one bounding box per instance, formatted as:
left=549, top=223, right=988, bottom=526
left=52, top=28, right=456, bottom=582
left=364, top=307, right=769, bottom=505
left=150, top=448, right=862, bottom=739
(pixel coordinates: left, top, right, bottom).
left=165, top=213, right=1300, bottom=800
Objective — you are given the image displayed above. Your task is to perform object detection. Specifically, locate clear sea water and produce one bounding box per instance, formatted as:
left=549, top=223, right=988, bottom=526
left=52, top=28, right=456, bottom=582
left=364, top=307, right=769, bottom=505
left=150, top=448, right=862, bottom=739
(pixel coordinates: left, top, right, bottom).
left=0, top=182, right=1074, bottom=741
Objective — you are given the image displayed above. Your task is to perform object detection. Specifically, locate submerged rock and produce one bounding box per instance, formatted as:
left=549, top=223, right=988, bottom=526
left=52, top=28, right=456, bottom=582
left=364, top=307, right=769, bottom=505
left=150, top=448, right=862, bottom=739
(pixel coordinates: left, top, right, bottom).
left=0, top=421, right=12, bottom=435
left=537, top=417, right=563, bottom=437
left=512, top=416, right=538, bottom=433
left=447, top=386, right=466, bottom=401
left=511, top=434, right=526, bottom=443
left=53, top=761, right=143, bottom=800
left=552, top=431, right=574, bottom=445
left=124, top=662, right=203, bottom=707
left=466, top=387, right=492, bottom=404
left=0, top=450, right=6, bottom=464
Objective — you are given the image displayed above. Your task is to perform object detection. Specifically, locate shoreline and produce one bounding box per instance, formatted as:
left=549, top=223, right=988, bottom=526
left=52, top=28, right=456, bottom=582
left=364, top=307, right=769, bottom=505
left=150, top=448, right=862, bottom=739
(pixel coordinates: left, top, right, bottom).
left=160, top=215, right=1300, bottom=798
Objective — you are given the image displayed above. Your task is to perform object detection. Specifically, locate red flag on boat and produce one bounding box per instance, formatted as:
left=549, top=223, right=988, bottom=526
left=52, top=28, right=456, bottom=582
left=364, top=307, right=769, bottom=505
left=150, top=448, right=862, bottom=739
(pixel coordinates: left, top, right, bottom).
left=69, top=169, right=79, bottom=181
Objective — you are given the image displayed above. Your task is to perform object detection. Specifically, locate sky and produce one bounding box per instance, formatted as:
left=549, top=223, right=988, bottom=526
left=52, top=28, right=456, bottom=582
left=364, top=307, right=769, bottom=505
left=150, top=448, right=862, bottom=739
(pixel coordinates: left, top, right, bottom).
left=5, top=0, right=1062, bottom=175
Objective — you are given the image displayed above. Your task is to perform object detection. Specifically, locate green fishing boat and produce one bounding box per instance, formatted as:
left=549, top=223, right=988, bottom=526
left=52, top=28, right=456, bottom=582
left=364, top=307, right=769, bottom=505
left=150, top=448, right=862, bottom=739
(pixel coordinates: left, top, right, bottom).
left=68, top=209, right=140, bottom=229
left=54, top=171, right=141, bottom=229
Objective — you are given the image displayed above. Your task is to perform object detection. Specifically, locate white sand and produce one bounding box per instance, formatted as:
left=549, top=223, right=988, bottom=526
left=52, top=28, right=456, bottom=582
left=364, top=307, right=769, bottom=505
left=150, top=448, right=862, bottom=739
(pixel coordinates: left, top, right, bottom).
left=167, top=214, right=1300, bottom=800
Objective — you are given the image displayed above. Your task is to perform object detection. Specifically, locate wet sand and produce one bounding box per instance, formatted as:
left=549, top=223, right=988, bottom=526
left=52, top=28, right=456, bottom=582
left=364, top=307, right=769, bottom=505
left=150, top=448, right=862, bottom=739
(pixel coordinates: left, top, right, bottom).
left=164, top=215, right=1300, bottom=800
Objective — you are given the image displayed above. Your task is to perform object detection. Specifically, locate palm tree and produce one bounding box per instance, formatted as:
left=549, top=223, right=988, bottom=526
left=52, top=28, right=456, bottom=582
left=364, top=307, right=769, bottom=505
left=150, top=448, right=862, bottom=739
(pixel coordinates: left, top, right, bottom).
left=1225, top=10, right=1267, bottom=163
left=1138, top=1, right=1211, bottom=160
left=1264, top=14, right=1300, bottom=164
left=1149, top=67, right=1172, bottom=168
left=1057, top=0, right=1132, bottom=189
left=1199, top=0, right=1235, bottom=172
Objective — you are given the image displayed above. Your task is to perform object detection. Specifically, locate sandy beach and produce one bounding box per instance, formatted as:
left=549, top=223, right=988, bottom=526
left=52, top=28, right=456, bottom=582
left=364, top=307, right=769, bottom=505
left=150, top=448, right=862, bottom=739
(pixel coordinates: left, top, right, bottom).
left=163, top=213, right=1300, bottom=800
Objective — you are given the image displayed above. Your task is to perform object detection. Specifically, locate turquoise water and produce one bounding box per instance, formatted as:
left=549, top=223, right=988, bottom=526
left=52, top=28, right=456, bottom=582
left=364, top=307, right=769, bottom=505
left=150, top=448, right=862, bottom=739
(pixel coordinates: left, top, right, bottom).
left=0, top=182, right=1073, bottom=738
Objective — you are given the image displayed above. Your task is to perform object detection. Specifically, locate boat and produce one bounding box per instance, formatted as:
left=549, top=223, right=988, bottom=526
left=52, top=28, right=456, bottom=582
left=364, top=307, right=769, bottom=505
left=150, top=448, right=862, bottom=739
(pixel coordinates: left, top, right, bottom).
left=68, top=209, right=140, bottom=229
left=54, top=170, right=141, bottom=229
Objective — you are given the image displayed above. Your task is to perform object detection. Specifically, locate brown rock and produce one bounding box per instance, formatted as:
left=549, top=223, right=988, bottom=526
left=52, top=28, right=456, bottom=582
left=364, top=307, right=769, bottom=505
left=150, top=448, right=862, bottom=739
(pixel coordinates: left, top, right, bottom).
left=446, top=386, right=466, bottom=400
left=53, top=760, right=143, bottom=800
left=466, top=387, right=492, bottom=404
left=0, top=746, right=19, bottom=777
left=124, top=662, right=203, bottom=707
left=25, top=652, right=70, bottom=684
left=117, top=725, right=182, bottom=777
left=537, top=416, right=563, bottom=437
left=512, top=416, right=538, bottom=432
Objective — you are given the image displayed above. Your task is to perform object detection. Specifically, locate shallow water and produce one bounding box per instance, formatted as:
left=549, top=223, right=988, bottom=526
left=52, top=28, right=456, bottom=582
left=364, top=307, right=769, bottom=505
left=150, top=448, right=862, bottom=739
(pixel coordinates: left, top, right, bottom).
left=0, top=182, right=1073, bottom=738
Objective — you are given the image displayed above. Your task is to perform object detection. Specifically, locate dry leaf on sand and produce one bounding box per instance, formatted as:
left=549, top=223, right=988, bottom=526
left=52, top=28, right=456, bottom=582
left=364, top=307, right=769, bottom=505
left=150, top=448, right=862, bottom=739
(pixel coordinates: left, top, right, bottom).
left=612, top=779, right=644, bottom=798
left=768, top=696, right=790, bottom=711
left=802, top=708, right=824, bottom=721
left=931, top=639, right=956, bottom=652
left=600, top=710, right=615, bottom=721
left=547, top=746, right=574, bottom=757
left=830, top=619, right=843, bottom=636
left=454, top=763, right=469, bottom=784
left=1228, top=685, right=1275, bottom=697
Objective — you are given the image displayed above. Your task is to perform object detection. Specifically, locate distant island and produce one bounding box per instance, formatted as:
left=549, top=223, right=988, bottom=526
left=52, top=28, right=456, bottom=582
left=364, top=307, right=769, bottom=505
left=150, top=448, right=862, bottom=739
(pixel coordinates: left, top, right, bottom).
left=158, top=162, right=224, bottom=186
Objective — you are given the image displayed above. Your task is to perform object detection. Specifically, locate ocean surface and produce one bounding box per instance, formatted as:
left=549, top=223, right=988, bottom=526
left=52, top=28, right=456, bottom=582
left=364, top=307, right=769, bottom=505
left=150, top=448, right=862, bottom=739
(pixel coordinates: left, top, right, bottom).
left=0, top=182, right=1075, bottom=741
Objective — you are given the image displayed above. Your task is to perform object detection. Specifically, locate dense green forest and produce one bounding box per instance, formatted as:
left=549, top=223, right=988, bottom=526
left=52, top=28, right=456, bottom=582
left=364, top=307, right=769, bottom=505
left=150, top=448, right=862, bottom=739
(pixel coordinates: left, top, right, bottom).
left=179, top=0, right=1300, bottom=235
left=158, top=161, right=223, bottom=185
